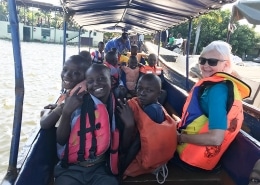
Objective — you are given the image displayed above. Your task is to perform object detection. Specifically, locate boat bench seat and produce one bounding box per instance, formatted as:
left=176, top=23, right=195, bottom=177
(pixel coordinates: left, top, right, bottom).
left=123, top=162, right=235, bottom=185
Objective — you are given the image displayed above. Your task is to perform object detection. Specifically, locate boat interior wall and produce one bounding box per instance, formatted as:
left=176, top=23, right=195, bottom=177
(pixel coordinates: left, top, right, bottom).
left=14, top=128, right=57, bottom=185
left=230, top=0, right=260, bottom=25
left=62, top=0, right=237, bottom=33
left=222, top=131, right=260, bottom=185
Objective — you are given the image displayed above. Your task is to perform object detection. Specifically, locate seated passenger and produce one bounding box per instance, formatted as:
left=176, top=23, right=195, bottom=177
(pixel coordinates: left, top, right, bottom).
left=140, top=53, right=166, bottom=104
left=104, top=51, right=127, bottom=100
left=249, top=159, right=260, bottom=185
left=54, top=64, right=122, bottom=185
left=121, top=56, right=140, bottom=97
left=117, top=74, right=177, bottom=179
left=140, top=53, right=164, bottom=83
left=126, top=44, right=146, bottom=65
left=79, top=50, right=92, bottom=64
left=91, top=41, right=105, bottom=64
left=174, top=40, right=251, bottom=171
left=40, top=55, right=91, bottom=129
left=170, top=33, right=183, bottom=51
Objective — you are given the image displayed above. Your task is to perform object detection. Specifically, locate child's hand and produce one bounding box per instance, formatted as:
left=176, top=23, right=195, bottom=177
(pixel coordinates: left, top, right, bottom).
left=117, top=98, right=135, bottom=128
left=44, top=104, right=57, bottom=109
left=63, top=87, right=84, bottom=115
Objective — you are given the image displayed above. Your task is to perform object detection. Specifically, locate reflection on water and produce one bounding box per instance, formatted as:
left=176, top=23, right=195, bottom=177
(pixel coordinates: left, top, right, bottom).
left=0, top=39, right=86, bottom=181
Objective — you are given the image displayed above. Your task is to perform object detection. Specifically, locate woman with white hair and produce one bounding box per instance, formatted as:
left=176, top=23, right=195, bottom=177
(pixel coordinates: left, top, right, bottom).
left=174, top=40, right=251, bottom=171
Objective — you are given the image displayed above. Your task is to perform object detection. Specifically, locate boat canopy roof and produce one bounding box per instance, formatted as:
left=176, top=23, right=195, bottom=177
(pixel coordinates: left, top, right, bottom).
left=61, top=0, right=236, bottom=34
left=230, top=0, right=260, bottom=24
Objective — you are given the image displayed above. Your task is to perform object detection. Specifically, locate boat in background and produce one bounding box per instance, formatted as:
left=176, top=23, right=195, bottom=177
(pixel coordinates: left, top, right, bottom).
left=1, top=0, right=260, bottom=185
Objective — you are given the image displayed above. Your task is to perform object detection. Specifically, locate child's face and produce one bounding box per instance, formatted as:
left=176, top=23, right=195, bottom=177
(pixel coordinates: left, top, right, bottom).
left=129, top=59, right=138, bottom=69
left=148, top=55, right=157, bottom=67
left=249, top=159, right=260, bottom=185
left=107, top=55, right=118, bottom=66
left=61, top=60, right=86, bottom=90
left=136, top=78, right=160, bottom=107
left=86, top=68, right=111, bottom=103
left=98, top=43, right=104, bottom=51
left=131, top=47, right=138, bottom=56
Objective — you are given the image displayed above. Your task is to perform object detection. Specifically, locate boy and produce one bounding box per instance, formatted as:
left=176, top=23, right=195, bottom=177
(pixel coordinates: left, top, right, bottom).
left=121, top=56, right=140, bottom=97
left=40, top=55, right=91, bottom=129
left=117, top=74, right=176, bottom=178
left=140, top=53, right=166, bottom=104
left=91, top=41, right=105, bottom=64
left=104, top=51, right=127, bottom=100
left=54, top=64, right=120, bottom=185
left=126, top=44, right=146, bottom=65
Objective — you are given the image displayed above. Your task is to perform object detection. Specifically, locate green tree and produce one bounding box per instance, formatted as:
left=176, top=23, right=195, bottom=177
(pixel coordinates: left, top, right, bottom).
left=169, top=9, right=260, bottom=57
left=0, top=1, right=8, bottom=21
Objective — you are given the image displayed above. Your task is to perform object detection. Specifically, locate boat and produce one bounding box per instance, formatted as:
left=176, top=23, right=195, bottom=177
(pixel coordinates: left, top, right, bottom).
left=1, top=0, right=260, bottom=185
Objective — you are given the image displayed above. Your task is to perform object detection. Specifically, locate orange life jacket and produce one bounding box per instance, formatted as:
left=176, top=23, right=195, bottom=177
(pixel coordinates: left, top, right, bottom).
left=124, top=97, right=177, bottom=177
left=139, top=65, right=163, bottom=75
left=61, top=94, right=119, bottom=174
left=177, top=72, right=251, bottom=170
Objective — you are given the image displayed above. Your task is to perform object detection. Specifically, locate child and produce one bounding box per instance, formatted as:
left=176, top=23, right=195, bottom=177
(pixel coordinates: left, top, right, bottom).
left=140, top=53, right=166, bottom=104
left=79, top=50, right=92, bottom=63
left=40, top=55, right=91, bottom=129
left=140, top=53, right=164, bottom=82
left=249, top=159, right=260, bottom=185
left=104, top=51, right=127, bottom=100
left=121, top=56, right=140, bottom=97
left=54, top=64, right=120, bottom=185
left=126, top=44, right=146, bottom=65
left=117, top=74, right=177, bottom=178
left=91, top=41, right=105, bottom=64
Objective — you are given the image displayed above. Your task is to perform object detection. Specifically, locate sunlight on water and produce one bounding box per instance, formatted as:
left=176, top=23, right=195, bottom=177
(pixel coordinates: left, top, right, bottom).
left=0, top=39, right=85, bottom=181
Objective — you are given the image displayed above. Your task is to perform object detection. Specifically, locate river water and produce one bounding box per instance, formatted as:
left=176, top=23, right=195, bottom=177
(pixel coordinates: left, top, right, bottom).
left=0, top=39, right=88, bottom=181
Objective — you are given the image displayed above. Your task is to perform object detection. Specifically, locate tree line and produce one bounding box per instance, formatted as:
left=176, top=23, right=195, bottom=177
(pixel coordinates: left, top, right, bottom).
left=169, top=10, right=260, bottom=58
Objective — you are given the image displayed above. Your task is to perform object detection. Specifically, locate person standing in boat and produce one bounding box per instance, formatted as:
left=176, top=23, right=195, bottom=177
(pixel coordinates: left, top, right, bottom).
left=91, top=41, right=105, bottom=64
left=55, top=64, right=121, bottom=185
left=174, top=40, right=251, bottom=171
left=104, top=32, right=131, bottom=55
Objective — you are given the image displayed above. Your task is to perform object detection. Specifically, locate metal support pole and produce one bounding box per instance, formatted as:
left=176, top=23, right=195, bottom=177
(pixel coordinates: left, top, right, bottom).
left=78, top=26, right=82, bottom=54
left=157, top=31, right=161, bottom=66
left=185, top=18, right=192, bottom=91
left=62, top=18, right=67, bottom=65
left=89, top=30, right=92, bottom=52
left=1, top=0, right=24, bottom=184
left=31, top=5, right=33, bottom=41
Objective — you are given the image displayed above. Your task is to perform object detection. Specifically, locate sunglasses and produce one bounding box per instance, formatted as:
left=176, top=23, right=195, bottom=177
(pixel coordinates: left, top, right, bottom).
left=199, top=57, right=226, bottom=66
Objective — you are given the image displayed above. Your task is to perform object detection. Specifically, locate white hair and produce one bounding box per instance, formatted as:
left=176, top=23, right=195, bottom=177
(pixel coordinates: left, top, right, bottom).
left=201, top=40, right=233, bottom=73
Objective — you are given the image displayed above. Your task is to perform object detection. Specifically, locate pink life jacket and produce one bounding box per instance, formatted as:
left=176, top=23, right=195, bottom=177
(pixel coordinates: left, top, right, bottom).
left=61, top=94, right=119, bottom=174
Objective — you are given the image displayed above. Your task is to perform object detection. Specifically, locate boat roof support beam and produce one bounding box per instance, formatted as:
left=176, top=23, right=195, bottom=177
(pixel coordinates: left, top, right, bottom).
left=73, top=6, right=188, bottom=18
left=185, top=18, right=193, bottom=91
